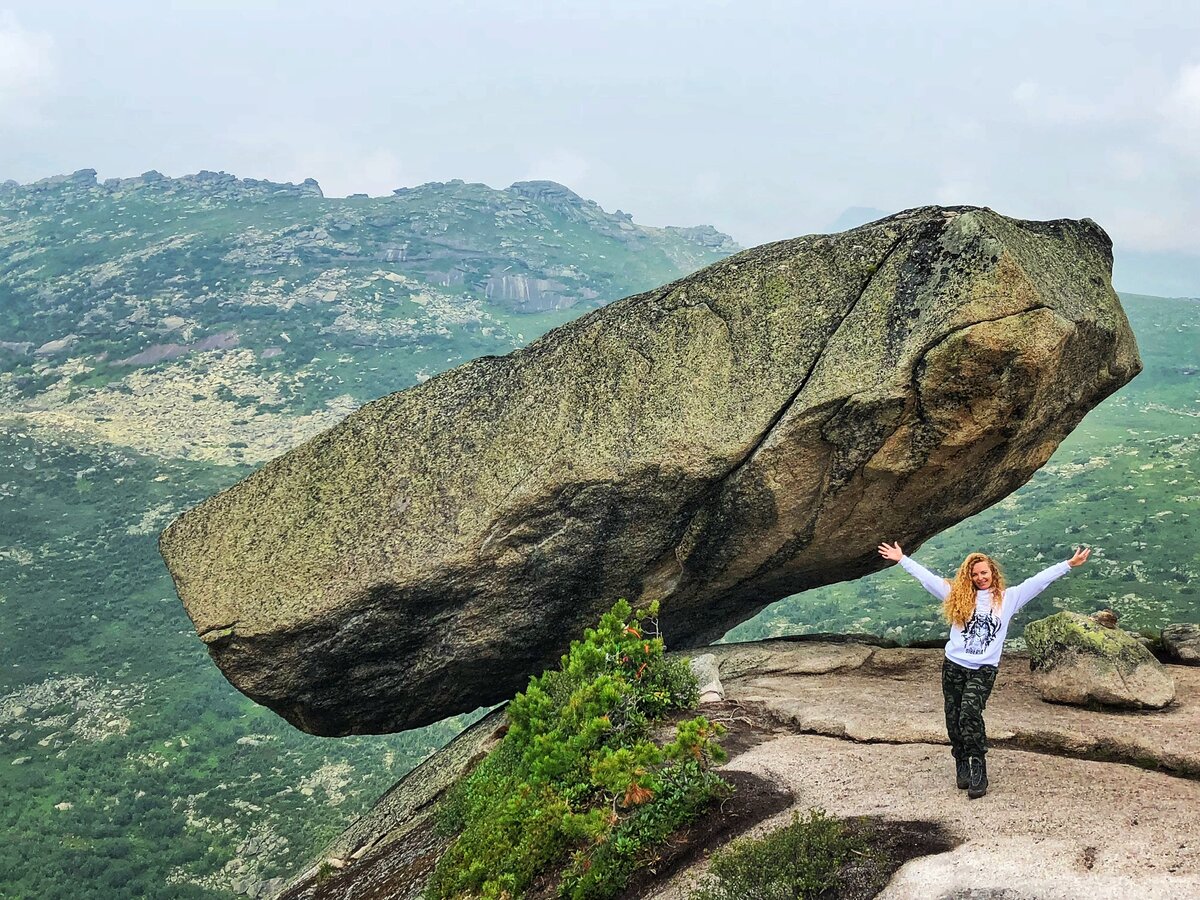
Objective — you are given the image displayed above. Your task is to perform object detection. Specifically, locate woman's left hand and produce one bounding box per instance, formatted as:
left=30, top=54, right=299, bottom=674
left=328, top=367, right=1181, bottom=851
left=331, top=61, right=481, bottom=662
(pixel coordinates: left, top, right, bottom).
left=1068, top=546, right=1091, bottom=568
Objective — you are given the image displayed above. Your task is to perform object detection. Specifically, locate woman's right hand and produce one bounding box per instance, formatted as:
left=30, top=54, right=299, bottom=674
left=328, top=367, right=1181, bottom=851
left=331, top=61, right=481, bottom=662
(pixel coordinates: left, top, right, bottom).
left=878, top=541, right=903, bottom=563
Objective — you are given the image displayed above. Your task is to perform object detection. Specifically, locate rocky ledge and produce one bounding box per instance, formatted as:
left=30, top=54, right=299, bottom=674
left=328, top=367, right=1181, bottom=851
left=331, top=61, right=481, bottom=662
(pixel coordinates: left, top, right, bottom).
left=279, top=639, right=1200, bottom=899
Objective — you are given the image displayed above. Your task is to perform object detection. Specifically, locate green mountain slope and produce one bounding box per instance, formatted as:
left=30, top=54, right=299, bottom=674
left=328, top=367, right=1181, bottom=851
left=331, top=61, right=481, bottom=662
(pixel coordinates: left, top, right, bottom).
left=0, top=172, right=736, bottom=900
left=0, top=170, right=735, bottom=464
left=0, top=174, right=1195, bottom=898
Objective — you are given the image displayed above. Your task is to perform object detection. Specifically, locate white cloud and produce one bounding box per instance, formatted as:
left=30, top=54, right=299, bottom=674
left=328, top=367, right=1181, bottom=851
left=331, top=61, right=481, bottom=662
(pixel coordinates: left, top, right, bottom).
left=1011, top=80, right=1111, bottom=126
left=0, top=11, right=55, bottom=127
left=933, top=167, right=988, bottom=208
left=290, top=147, right=408, bottom=198
left=1108, top=148, right=1147, bottom=182
left=1109, top=207, right=1197, bottom=255
left=1004, top=66, right=1200, bottom=255
left=1164, top=62, right=1200, bottom=114
left=689, top=170, right=722, bottom=202
left=1159, top=62, right=1200, bottom=159
left=219, top=126, right=408, bottom=197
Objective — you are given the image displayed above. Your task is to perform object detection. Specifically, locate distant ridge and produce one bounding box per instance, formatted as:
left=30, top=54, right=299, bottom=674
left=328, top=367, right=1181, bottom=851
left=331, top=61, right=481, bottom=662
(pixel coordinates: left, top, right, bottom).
left=1, top=167, right=324, bottom=198
left=0, top=167, right=739, bottom=463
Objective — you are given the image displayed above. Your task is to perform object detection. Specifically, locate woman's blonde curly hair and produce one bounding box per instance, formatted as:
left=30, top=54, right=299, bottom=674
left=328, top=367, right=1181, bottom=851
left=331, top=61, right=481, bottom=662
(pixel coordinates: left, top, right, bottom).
left=944, top=552, right=1006, bottom=628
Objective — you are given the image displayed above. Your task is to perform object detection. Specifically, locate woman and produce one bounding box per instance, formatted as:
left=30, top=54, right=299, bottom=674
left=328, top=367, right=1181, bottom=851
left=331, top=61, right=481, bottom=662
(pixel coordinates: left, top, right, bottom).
left=877, top=541, right=1091, bottom=798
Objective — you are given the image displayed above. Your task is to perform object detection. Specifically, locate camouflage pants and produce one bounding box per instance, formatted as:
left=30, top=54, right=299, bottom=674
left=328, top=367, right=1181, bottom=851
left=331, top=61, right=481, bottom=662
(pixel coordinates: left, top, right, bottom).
left=942, top=659, right=998, bottom=759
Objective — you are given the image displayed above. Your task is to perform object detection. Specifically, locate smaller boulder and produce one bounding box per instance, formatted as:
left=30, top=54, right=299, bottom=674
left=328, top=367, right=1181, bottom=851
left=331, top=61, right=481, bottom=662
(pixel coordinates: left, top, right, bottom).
left=689, top=654, right=725, bottom=703
left=1162, top=623, right=1200, bottom=665
left=1024, top=612, right=1175, bottom=709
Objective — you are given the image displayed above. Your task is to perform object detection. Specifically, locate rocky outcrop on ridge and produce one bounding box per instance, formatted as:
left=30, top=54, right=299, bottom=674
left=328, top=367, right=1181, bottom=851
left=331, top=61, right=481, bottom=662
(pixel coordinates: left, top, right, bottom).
left=160, top=206, right=1141, bottom=736
left=0, top=167, right=325, bottom=200
left=661, top=642, right=1200, bottom=900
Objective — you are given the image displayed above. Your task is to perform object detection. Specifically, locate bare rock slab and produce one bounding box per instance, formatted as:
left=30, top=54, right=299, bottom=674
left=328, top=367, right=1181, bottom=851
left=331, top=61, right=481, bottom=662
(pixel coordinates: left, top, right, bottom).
left=655, top=737, right=1200, bottom=900
left=160, top=206, right=1140, bottom=735
left=1025, top=612, right=1176, bottom=709
left=721, top=643, right=1200, bottom=776
left=652, top=642, right=1200, bottom=900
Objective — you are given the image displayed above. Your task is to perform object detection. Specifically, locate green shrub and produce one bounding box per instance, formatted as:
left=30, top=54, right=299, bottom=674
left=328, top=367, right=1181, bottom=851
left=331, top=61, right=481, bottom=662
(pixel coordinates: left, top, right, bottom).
left=690, top=808, right=868, bottom=900
left=564, top=759, right=727, bottom=898
left=315, top=861, right=334, bottom=884
left=426, top=599, right=728, bottom=900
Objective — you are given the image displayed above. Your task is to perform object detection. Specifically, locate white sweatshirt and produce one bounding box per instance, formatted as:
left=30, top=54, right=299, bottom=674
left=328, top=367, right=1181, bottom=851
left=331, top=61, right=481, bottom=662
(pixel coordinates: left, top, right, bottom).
left=899, top=555, right=1073, bottom=669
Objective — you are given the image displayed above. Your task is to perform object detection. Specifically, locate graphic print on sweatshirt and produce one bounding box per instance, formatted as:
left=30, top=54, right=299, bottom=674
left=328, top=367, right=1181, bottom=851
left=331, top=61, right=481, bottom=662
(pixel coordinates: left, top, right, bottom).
left=962, top=611, right=1002, bottom=655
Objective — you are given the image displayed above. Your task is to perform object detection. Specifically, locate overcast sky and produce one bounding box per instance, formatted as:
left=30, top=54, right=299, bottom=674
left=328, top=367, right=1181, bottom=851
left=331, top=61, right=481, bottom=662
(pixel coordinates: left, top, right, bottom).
left=2, top=1, right=1198, bottom=286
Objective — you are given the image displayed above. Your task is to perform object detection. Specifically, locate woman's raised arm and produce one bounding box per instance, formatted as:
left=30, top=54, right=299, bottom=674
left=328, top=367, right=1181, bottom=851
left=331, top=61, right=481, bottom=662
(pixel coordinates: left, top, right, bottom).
left=1006, top=546, right=1089, bottom=614
left=879, top=541, right=951, bottom=601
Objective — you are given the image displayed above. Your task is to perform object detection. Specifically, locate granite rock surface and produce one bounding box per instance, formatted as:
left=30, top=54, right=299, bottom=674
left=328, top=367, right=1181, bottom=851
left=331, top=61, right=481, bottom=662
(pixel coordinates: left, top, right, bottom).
left=160, top=206, right=1142, bottom=735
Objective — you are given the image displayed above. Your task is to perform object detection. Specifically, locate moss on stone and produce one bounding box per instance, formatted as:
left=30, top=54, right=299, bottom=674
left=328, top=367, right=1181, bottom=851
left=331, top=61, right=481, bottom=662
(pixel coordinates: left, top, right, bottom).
left=1024, top=612, right=1154, bottom=670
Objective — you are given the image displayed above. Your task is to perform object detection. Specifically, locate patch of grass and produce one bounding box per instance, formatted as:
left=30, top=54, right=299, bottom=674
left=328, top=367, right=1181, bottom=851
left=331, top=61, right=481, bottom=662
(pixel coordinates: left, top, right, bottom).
left=690, top=808, right=870, bottom=900
left=315, top=861, right=335, bottom=884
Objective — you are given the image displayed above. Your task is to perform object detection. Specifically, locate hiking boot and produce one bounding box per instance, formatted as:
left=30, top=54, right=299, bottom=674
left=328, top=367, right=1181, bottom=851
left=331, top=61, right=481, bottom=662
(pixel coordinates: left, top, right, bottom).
left=967, top=756, right=988, bottom=799
left=955, top=756, right=970, bottom=790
